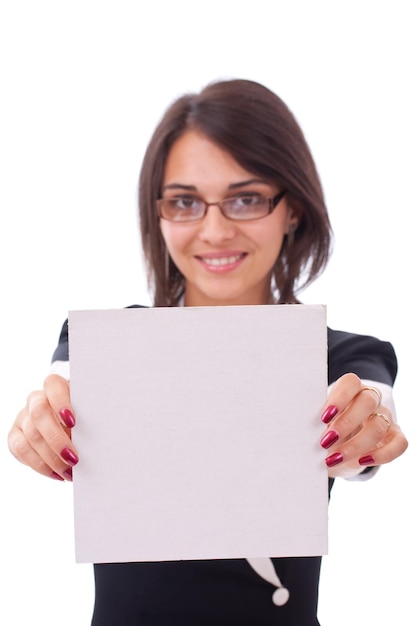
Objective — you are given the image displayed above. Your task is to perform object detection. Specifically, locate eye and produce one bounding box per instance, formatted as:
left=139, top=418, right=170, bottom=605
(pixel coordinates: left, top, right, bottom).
left=169, top=195, right=202, bottom=211
left=230, top=193, right=264, bottom=207
left=224, top=193, right=266, bottom=212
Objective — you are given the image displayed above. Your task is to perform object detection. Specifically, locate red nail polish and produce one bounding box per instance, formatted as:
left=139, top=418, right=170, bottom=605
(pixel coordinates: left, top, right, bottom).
left=51, top=471, right=65, bottom=481
left=63, top=468, right=73, bottom=481
left=320, top=430, right=339, bottom=449
left=321, top=405, right=338, bottom=424
left=60, top=408, right=76, bottom=428
left=359, top=454, right=375, bottom=466
left=61, top=447, right=79, bottom=466
left=326, top=452, right=344, bottom=467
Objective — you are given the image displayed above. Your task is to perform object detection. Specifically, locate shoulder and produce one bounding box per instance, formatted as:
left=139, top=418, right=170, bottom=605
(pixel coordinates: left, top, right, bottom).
left=327, top=327, right=397, bottom=386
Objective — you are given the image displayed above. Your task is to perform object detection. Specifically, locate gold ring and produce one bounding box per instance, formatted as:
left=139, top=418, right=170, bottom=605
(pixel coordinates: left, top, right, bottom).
left=371, top=412, right=391, bottom=428
left=360, top=386, right=382, bottom=405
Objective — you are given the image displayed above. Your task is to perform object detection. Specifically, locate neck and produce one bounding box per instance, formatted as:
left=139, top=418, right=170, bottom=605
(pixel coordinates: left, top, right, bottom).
left=184, top=286, right=274, bottom=307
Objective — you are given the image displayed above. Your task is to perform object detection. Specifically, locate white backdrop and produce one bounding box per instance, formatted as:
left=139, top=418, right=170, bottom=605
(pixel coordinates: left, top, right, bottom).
left=1, top=2, right=415, bottom=624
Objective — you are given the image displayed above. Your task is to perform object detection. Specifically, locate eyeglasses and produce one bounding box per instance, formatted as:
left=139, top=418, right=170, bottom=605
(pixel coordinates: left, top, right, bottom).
left=156, top=189, right=287, bottom=223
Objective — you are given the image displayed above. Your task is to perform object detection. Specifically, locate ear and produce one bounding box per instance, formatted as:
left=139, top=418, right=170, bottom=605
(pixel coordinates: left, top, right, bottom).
left=282, top=193, right=302, bottom=234
left=285, top=208, right=299, bottom=234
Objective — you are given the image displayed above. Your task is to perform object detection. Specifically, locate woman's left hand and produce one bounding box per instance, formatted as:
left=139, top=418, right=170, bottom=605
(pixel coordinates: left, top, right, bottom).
left=320, top=373, right=408, bottom=478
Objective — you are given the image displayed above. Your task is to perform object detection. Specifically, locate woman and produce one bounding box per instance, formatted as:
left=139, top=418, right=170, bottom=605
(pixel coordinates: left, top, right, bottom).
left=8, top=79, right=408, bottom=625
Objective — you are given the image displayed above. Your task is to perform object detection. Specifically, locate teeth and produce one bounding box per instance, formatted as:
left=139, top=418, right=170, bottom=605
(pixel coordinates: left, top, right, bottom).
left=202, top=255, right=242, bottom=266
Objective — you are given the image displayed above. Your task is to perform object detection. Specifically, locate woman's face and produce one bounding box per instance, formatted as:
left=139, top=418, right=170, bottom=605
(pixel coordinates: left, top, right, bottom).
left=159, top=130, right=297, bottom=307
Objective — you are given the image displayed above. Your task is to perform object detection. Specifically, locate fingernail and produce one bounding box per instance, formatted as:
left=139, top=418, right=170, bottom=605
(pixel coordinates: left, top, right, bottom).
left=61, top=447, right=79, bottom=466
left=359, top=454, right=376, bottom=466
left=60, top=408, right=76, bottom=428
left=51, top=471, right=65, bottom=481
left=320, top=430, right=339, bottom=449
left=325, top=452, right=344, bottom=467
left=321, top=405, right=338, bottom=424
left=63, top=468, right=73, bottom=481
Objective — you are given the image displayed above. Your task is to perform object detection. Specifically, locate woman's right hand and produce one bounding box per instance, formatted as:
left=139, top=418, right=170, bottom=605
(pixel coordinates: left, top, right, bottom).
left=7, top=374, right=78, bottom=481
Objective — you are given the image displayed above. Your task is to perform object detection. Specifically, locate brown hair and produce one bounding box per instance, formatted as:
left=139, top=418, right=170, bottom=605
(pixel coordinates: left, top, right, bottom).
left=139, top=78, right=332, bottom=306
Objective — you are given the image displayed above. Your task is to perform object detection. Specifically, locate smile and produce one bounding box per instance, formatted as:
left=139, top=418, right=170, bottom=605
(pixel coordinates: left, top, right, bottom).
left=201, top=254, right=245, bottom=266
left=195, top=252, right=247, bottom=273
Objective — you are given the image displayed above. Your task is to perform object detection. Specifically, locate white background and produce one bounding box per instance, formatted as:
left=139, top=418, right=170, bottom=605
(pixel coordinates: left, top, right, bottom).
left=0, top=1, right=415, bottom=624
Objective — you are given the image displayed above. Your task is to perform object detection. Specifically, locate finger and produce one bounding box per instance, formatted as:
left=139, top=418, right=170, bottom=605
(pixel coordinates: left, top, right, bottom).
left=8, top=405, right=72, bottom=480
left=320, top=381, right=386, bottom=448
left=8, top=375, right=77, bottom=481
left=357, top=423, right=409, bottom=467
left=325, top=421, right=408, bottom=476
left=324, top=407, right=392, bottom=465
left=44, top=374, right=76, bottom=428
left=322, top=375, right=383, bottom=424
left=26, top=392, right=79, bottom=471
left=8, top=420, right=69, bottom=480
left=359, top=385, right=382, bottom=407
left=321, top=373, right=363, bottom=424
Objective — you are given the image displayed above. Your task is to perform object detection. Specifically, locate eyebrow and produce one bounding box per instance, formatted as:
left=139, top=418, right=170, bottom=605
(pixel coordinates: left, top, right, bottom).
left=162, top=178, right=270, bottom=192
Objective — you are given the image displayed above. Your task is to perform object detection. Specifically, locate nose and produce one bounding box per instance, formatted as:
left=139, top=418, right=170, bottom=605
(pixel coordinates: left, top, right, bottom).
left=197, top=205, right=237, bottom=244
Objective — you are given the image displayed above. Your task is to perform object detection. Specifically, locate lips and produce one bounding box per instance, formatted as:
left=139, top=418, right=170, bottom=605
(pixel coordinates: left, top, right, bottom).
left=195, top=251, right=247, bottom=272
left=200, top=253, right=245, bottom=266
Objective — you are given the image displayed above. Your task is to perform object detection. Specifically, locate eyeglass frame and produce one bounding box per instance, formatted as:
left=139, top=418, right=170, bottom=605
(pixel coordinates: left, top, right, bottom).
left=156, top=189, right=288, bottom=222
